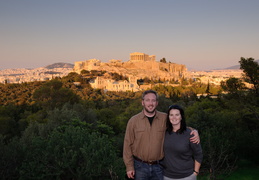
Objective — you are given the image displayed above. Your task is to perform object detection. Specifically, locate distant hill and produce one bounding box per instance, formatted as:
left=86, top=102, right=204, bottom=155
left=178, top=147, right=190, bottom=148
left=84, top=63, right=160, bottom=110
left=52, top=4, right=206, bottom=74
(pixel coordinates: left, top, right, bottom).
left=44, top=63, right=74, bottom=69
left=224, top=64, right=240, bottom=70
left=224, top=59, right=259, bottom=70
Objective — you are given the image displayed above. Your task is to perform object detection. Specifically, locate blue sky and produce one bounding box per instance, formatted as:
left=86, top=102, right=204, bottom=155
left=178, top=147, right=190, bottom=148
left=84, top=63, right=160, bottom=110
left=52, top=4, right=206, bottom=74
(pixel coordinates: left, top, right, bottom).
left=1, top=0, right=259, bottom=70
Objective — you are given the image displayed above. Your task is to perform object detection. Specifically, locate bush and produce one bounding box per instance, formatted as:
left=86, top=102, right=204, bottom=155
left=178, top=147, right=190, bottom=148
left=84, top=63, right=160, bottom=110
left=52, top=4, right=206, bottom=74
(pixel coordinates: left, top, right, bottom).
left=0, top=126, right=122, bottom=180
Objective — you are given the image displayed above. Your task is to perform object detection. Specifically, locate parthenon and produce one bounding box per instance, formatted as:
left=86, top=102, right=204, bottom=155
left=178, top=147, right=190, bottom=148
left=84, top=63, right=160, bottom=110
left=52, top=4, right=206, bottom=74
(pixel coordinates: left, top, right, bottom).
left=129, top=52, right=156, bottom=62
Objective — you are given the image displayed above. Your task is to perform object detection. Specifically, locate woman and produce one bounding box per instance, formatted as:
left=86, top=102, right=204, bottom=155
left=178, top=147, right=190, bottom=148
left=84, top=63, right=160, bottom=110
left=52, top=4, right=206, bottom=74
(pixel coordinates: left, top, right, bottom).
left=162, top=105, right=203, bottom=180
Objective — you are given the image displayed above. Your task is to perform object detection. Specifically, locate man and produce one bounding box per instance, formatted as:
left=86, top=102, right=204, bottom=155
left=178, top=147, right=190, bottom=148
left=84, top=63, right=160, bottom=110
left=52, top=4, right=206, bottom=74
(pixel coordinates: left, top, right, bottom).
left=123, top=90, right=199, bottom=180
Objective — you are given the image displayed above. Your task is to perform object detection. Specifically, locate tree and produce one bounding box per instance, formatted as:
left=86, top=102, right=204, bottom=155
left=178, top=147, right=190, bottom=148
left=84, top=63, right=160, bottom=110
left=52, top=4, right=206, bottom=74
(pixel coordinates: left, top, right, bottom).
left=33, top=79, right=80, bottom=109
left=202, top=127, right=237, bottom=179
left=220, top=77, right=245, bottom=94
left=205, top=81, right=211, bottom=95
left=160, top=57, right=166, bottom=63
left=61, top=72, right=84, bottom=83
left=0, top=116, right=16, bottom=139
left=19, top=126, right=119, bottom=179
left=239, top=57, right=259, bottom=94
left=186, top=99, right=238, bottom=179
left=0, top=136, right=24, bottom=179
left=97, top=108, right=120, bottom=134
left=80, top=69, right=90, bottom=75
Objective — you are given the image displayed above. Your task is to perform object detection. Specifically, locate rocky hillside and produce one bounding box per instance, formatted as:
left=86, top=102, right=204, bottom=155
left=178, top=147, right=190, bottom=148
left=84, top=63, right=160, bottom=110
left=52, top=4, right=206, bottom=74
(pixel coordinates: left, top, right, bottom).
left=73, top=59, right=190, bottom=81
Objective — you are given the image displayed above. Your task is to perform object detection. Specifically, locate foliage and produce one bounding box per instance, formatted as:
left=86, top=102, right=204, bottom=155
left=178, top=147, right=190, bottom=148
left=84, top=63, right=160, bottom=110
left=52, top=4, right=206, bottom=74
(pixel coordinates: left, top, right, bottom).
left=201, top=127, right=237, bottom=179
left=222, top=159, right=259, bottom=180
left=0, top=115, right=125, bottom=179
left=186, top=98, right=239, bottom=179
left=160, top=57, right=166, bottom=63
left=20, top=126, right=118, bottom=180
left=220, top=77, right=246, bottom=96
left=239, top=57, right=259, bottom=94
left=1, top=57, right=259, bottom=179
left=0, top=81, right=44, bottom=105
left=33, top=79, right=80, bottom=109
left=108, top=72, right=128, bottom=81
left=61, top=72, right=84, bottom=83
left=0, top=136, right=24, bottom=179
left=0, top=125, right=120, bottom=180
left=0, top=104, right=29, bottom=140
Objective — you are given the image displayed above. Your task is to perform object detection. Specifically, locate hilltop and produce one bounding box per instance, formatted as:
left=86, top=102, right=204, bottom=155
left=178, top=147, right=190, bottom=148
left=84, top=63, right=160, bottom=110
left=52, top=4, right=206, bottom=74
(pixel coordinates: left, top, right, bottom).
left=74, top=52, right=189, bottom=82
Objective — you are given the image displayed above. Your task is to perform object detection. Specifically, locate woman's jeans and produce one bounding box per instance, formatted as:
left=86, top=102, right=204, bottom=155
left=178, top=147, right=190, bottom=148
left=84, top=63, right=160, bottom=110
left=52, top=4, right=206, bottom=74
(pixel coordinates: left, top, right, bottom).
left=164, top=173, right=197, bottom=180
left=134, top=159, right=163, bottom=180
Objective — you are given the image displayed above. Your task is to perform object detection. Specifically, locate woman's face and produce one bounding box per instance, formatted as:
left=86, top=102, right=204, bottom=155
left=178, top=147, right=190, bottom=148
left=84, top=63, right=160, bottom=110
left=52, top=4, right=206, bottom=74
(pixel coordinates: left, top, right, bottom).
left=169, top=109, right=182, bottom=126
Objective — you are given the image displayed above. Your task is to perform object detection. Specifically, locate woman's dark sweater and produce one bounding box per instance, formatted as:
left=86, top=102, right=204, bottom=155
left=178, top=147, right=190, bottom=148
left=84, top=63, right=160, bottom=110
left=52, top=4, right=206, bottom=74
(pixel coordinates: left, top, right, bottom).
left=162, top=128, right=203, bottom=179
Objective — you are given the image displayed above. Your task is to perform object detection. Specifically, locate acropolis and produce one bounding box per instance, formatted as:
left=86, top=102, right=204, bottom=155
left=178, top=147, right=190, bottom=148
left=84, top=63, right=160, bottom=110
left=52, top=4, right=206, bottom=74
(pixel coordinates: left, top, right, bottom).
left=73, top=52, right=189, bottom=91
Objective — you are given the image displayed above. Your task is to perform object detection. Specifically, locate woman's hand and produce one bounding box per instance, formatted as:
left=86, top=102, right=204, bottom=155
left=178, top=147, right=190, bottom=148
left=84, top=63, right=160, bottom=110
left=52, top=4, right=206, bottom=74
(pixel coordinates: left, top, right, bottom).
left=190, top=130, right=200, bottom=144
left=193, top=171, right=199, bottom=176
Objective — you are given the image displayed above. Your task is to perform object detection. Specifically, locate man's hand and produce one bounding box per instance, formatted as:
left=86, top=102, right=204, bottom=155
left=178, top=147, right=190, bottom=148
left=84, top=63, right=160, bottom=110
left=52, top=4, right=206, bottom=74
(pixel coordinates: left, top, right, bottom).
left=190, top=129, right=200, bottom=144
left=127, top=170, right=135, bottom=179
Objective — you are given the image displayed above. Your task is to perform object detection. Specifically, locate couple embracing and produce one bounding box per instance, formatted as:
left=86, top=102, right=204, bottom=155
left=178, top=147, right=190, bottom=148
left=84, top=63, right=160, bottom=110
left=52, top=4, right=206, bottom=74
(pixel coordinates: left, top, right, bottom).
left=123, top=90, right=203, bottom=180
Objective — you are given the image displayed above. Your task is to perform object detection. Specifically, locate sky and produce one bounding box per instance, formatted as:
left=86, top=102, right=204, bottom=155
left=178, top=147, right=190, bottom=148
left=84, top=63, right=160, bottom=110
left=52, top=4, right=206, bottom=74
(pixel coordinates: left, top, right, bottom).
left=1, top=0, right=259, bottom=70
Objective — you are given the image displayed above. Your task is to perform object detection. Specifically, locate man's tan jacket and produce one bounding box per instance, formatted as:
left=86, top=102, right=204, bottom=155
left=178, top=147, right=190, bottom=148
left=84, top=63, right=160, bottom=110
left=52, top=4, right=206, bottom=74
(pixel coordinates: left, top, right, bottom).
left=123, top=110, right=167, bottom=172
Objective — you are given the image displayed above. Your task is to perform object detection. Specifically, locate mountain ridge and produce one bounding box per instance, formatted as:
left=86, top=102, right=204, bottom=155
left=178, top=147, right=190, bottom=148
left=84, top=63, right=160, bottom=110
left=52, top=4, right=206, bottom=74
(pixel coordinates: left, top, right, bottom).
left=44, top=62, right=74, bottom=69
left=187, top=59, right=259, bottom=71
left=224, top=59, right=259, bottom=70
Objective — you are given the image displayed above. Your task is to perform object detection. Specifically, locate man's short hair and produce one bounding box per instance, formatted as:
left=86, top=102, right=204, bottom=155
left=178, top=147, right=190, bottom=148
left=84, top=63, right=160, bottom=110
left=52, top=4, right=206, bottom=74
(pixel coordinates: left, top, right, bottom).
left=142, top=90, right=158, bottom=100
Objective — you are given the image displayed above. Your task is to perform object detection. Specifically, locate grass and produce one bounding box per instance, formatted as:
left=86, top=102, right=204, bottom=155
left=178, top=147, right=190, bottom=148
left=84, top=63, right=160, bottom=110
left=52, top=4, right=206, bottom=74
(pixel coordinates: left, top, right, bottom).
left=198, top=159, right=259, bottom=180
left=224, top=167, right=259, bottom=180
left=224, top=159, right=259, bottom=180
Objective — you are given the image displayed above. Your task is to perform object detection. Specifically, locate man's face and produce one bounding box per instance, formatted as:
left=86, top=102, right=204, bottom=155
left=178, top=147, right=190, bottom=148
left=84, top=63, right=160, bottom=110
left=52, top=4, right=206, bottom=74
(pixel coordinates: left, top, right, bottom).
left=142, top=93, right=158, bottom=114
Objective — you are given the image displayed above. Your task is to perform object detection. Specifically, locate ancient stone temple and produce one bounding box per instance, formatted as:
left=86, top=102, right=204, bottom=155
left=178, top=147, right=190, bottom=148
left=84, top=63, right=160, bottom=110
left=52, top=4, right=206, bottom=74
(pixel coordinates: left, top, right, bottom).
left=129, top=52, right=156, bottom=62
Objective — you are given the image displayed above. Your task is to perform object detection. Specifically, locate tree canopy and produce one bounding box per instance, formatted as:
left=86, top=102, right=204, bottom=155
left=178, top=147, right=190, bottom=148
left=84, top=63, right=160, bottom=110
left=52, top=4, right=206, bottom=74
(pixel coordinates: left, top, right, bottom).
left=0, top=57, right=259, bottom=179
left=239, top=57, right=259, bottom=94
